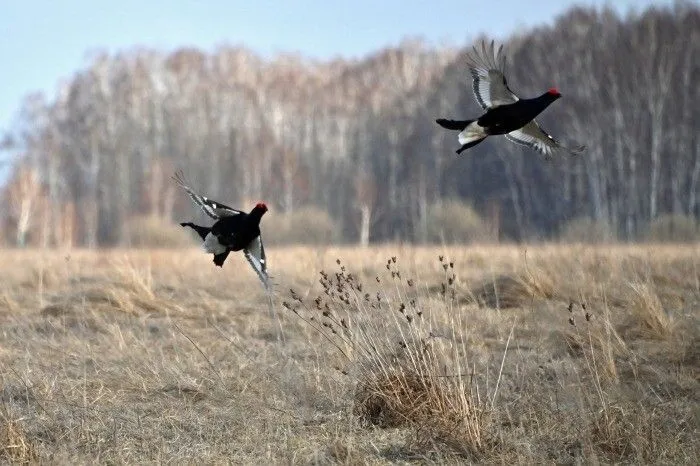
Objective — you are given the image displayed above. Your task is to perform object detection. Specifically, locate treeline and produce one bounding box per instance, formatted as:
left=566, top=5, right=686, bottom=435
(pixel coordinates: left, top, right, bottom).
left=1, top=3, right=698, bottom=247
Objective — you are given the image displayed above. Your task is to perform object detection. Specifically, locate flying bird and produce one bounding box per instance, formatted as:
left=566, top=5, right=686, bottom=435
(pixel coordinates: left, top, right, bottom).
left=436, top=40, right=585, bottom=157
left=173, top=171, right=270, bottom=288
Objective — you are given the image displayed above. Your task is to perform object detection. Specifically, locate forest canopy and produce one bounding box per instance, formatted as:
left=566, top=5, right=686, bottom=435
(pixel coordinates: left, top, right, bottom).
left=1, top=3, right=698, bottom=247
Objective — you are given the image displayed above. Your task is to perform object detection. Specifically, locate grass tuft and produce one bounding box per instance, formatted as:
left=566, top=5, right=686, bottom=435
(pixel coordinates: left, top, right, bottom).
left=285, top=255, right=492, bottom=457
left=626, top=282, right=675, bottom=339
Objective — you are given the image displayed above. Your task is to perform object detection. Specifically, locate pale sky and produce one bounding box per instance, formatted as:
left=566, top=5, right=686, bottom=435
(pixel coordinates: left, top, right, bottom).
left=0, top=0, right=676, bottom=140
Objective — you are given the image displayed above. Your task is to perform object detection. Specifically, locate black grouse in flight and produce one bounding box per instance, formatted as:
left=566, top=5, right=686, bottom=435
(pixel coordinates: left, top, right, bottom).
left=436, top=40, right=585, bottom=157
left=173, top=171, right=270, bottom=288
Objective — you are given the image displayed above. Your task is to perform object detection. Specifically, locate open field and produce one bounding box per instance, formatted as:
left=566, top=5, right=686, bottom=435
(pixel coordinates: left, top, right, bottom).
left=0, top=244, right=698, bottom=464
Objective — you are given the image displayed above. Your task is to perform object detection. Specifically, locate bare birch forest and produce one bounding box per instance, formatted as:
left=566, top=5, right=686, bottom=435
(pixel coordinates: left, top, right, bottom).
left=1, top=4, right=698, bottom=247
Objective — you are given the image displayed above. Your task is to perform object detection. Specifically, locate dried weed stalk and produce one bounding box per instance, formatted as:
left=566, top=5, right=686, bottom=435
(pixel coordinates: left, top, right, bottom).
left=284, top=255, right=491, bottom=456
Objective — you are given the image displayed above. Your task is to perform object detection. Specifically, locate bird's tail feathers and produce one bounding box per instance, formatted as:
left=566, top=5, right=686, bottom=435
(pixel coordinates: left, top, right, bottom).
left=180, top=222, right=210, bottom=241
left=436, top=118, right=473, bottom=130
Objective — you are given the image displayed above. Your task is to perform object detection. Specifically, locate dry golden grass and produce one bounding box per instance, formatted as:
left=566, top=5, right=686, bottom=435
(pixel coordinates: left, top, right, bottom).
left=0, top=418, right=38, bottom=464
left=0, top=244, right=697, bottom=463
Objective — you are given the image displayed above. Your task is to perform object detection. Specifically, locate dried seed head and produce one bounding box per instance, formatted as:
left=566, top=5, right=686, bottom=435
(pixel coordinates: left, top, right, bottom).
left=449, top=262, right=454, bottom=269
left=398, top=303, right=406, bottom=313
left=391, top=256, right=397, bottom=263
left=336, top=259, right=341, bottom=265
left=407, top=279, right=414, bottom=287
left=567, top=302, right=573, bottom=313
left=406, top=315, right=413, bottom=323
left=376, top=277, right=380, bottom=283
left=569, top=316, right=576, bottom=326
left=585, top=312, right=592, bottom=322
left=439, top=255, right=444, bottom=262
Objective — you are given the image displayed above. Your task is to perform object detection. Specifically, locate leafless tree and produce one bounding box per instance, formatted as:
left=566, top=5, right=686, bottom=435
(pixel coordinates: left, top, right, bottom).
left=1, top=4, right=696, bottom=246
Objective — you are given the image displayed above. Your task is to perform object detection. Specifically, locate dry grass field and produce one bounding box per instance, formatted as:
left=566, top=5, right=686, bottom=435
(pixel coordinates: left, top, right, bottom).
left=0, top=244, right=698, bottom=464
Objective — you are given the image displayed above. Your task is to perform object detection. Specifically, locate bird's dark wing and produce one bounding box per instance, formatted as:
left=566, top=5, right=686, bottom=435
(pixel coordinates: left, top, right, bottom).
left=243, top=235, right=270, bottom=289
left=505, top=121, right=586, bottom=158
left=466, top=40, right=519, bottom=109
left=172, top=170, right=244, bottom=219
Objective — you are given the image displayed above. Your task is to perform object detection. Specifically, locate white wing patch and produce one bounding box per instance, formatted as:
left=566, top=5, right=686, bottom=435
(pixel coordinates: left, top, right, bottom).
left=173, top=170, right=244, bottom=219
left=243, top=235, right=270, bottom=289
left=506, top=121, right=586, bottom=158
left=466, top=40, right=519, bottom=109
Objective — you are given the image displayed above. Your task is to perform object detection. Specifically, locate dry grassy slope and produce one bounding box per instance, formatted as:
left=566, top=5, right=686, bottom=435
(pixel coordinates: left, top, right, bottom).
left=0, top=244, right=698, bottom=464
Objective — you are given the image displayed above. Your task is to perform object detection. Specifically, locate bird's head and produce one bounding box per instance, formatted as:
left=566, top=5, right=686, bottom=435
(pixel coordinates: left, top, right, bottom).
left=547, top=87, right=561, bottom=98
left=255, top=202, right=268, bottom=214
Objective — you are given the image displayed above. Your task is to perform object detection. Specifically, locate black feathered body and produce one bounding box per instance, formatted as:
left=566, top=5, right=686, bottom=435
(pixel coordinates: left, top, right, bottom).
left=210, top=208, right=264, bottom=252
left=477, top=93, right=559, bottom=135
left=173, top=170, right=270, bottom=285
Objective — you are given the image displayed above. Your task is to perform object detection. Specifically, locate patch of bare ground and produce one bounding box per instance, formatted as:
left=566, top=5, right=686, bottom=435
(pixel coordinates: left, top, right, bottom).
left=0, top=244, right=697, bottom=463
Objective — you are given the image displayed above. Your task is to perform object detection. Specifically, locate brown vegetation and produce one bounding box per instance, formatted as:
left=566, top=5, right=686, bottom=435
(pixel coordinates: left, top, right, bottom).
left=0, top=244, right=697, bottom=463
